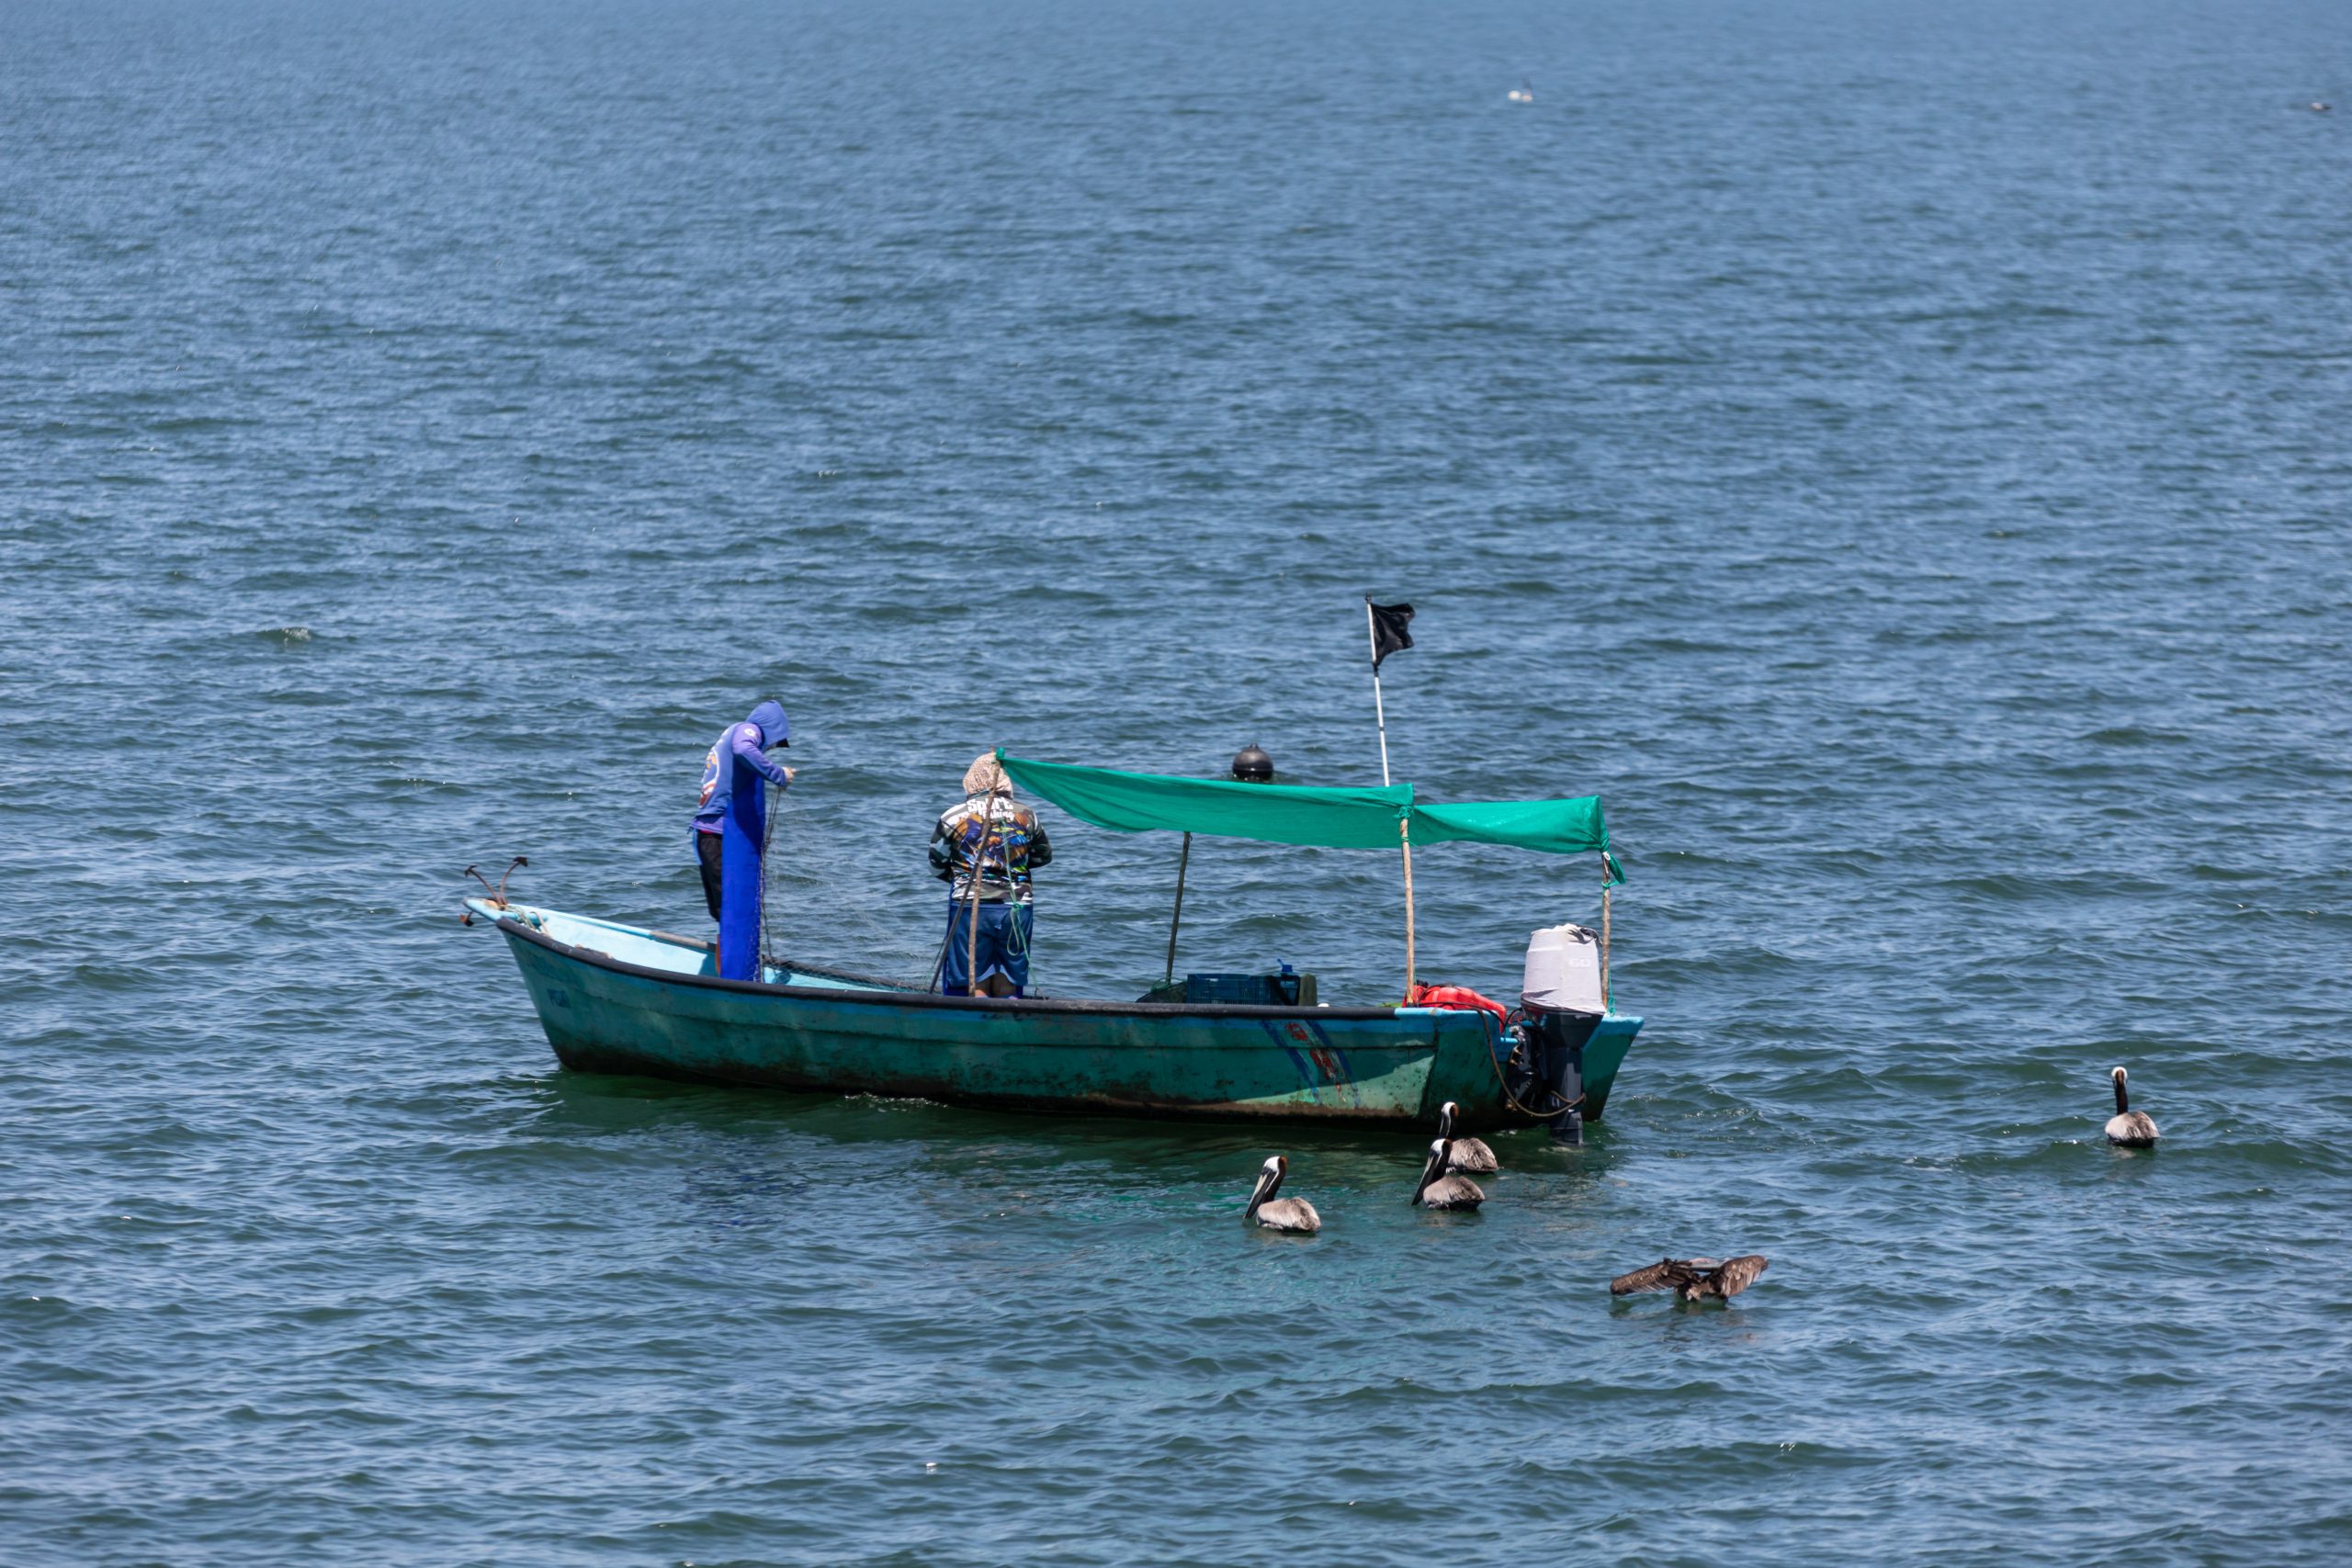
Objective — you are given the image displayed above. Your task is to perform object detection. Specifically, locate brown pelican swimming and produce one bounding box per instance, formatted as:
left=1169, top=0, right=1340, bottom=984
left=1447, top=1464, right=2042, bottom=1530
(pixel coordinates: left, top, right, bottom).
left=2105, top=1066, right=2160, bottom=1147
left=1610, top=1255, right=1770, bottom=1302
left=1435, top=1102, right=1498, bottom=1174
left=1412, top=1139, right=1486, bottom=1210
left=1244, top=1156, right=1321, bottom=1234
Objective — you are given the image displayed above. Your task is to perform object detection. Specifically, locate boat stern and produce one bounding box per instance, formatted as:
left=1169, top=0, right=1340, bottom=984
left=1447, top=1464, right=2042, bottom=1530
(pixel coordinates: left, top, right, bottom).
left=1417, top=1007, right=1644, bottom=1133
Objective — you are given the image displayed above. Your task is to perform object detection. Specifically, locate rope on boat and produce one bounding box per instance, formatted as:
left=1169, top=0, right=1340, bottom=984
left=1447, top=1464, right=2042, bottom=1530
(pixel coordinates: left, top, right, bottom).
left=1485, top=1007, right=1584, bottom=1123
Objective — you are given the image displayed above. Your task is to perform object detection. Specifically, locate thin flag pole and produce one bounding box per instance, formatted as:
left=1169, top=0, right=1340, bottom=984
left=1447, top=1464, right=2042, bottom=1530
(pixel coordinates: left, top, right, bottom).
left=1368, top=597, right=1413, bottom=995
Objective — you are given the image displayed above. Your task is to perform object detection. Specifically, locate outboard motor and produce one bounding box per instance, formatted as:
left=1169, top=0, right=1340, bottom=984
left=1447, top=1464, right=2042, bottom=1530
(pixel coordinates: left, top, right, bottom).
left=1517, top=923, right=1606, bottom=1145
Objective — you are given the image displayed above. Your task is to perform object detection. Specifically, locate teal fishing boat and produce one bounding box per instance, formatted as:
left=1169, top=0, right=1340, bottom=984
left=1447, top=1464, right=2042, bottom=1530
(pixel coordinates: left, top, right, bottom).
left=463, top=753, right=1641, bottom=1135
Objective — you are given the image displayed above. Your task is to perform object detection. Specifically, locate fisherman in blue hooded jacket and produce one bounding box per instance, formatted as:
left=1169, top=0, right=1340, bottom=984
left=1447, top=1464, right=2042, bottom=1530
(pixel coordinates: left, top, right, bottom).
left=693, top=701, right=795, bottom=943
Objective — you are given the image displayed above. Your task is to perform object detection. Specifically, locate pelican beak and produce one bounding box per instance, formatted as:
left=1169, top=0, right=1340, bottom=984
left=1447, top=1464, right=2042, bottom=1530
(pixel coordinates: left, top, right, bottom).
left=1246, top=1168, right=1272, bottom=1217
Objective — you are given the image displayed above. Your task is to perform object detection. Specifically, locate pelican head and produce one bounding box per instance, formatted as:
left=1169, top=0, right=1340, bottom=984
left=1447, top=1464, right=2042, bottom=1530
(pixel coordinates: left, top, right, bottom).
left=1247, top=1156, right=1286, bottom=1217
left=1437, top=1101, right=1462, bottom=1137
left=2111, top=1066, right=2130, bottom=1111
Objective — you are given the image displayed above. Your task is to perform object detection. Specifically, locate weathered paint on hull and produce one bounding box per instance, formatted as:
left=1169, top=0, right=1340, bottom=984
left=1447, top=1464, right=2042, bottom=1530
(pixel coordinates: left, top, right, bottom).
left=477, top=903, right=1642, bottom=1132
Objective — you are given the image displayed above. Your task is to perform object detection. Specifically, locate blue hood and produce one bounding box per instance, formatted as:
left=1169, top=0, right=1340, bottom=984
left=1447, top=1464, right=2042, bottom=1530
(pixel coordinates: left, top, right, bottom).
left=747, top=699, right=790, bottom=749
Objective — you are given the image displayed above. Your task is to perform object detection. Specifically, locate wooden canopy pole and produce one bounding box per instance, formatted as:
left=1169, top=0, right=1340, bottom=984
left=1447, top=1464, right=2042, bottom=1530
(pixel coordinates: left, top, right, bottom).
left=1400, top=839, right=1416, bottom=990
left=1400, top=816, right=1417, bottom=997
left=1164, top=831, right=1192, bottom=985
left=1601, top=880, right=1612, bottom=1011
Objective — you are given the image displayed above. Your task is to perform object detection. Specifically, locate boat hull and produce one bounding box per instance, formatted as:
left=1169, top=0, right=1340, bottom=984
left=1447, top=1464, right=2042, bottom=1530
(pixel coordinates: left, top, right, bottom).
left=476, top=903, right=1641, bottom=1132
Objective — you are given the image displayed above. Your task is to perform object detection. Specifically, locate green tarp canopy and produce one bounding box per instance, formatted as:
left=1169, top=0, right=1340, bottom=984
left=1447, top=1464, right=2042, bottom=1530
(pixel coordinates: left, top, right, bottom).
left=996, top=753, right=1623, bottom=881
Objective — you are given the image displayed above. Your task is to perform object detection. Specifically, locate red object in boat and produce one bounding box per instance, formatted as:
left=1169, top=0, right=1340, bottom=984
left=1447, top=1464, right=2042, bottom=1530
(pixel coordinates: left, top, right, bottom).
left=1406, top=983, right=1510, bottom=1025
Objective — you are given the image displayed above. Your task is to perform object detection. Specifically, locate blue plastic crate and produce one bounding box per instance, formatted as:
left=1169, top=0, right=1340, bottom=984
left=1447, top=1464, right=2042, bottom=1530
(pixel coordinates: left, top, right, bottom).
left=1182, top=968, right=1309, bottom=1006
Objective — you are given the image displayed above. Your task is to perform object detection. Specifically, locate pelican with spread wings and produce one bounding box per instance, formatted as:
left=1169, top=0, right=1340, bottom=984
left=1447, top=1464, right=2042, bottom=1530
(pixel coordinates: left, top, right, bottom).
left=1610, top=1255, right=1770, bottom=1302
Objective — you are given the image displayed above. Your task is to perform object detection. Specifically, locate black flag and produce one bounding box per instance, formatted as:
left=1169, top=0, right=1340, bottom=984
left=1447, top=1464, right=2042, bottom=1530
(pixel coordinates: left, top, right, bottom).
left=1366, top=599, right=1415, bottom=671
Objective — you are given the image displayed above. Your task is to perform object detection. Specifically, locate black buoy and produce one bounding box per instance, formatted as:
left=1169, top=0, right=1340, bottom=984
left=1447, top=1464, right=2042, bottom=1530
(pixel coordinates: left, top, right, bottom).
left=1231, top=743, right=1273, bottom=783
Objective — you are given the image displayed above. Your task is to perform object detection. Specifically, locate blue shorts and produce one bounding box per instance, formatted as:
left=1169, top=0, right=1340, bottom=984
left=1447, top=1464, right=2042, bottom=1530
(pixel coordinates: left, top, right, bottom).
left=941, top=900, right=1032, bottom=996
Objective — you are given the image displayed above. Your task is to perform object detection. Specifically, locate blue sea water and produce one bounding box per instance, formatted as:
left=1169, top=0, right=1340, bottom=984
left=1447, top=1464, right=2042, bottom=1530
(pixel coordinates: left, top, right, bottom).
left=5, top=0, right=2351, bottom=1562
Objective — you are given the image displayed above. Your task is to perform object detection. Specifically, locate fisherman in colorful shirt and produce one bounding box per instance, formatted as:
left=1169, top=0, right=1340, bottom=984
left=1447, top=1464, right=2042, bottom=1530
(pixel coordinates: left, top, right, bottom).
left=693, top=699, right=794, bottom=923
left=930, top=753, right=1052, bottom=997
